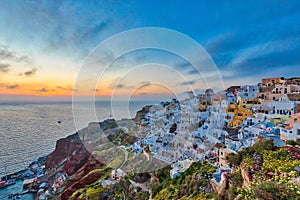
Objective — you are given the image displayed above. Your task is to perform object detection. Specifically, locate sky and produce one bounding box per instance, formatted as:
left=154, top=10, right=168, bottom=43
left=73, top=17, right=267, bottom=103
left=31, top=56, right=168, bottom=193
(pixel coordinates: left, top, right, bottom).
left=0, top=0, right=299, bottom=102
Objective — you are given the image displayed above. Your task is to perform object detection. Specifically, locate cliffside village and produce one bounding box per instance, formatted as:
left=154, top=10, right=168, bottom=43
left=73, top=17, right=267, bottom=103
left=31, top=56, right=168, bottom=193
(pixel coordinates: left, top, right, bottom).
left=123, top=77, right=300, bottom=192
left=3, top=77, right=300, bottom=199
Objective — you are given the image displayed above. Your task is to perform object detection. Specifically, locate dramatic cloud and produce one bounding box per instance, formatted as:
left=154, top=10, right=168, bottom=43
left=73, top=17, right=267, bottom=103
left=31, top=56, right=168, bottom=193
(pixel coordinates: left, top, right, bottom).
left=0, top=83, right=19, bottom=89
left=56, top=86, right=78, bottom=92
left=0, top=45, right=36, bottom=77
left=141, top=81, right=151, bottom=87
left=38, top=88, right=48, bottom=93
left=187, top=68, right=200, bottom=75
left=174, top=60, right=213, bottom=77
left=0, top=45, right=32, bottom=63
left=137, top=92, right=149, bottom=95
left=175, top=61, right=192, bottom=69
left=0, top=63, right=10, bottom=73
left=0, top=0, right=300, bottom=99
left=6, top=84, right=18, bottom=89
left=110, top=83, right=135, bottom=90
left=48, top=19, right=111, bottom=54
left=205, top=30, right=300, bottom=80
left=75, top=20, right=111, bottom=43
left=115, top=83, right=125, bottom=89
left=23, top=68, right=37, bottom=77
left=178, top=80, right=197, bottom=86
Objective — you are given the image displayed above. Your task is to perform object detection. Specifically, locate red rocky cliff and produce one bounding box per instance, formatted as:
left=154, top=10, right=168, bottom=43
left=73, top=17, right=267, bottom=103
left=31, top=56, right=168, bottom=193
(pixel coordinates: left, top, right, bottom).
left=46, top=133, right=91, bottom=176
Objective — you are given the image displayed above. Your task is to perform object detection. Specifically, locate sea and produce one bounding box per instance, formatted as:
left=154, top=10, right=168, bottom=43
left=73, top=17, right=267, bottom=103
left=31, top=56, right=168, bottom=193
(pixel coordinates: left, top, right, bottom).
left=0, top=100, right=158, bottom=199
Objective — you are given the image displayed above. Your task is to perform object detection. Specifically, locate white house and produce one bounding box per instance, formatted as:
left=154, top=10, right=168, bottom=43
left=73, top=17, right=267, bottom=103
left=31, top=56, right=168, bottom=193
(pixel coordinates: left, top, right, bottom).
left=239, top=85, right=260, bottom=99
left=170, top=159, right=193, bottom=179
left=271, top=94, right=300, bottom=116
left=111, top=169, right=127, bottom=181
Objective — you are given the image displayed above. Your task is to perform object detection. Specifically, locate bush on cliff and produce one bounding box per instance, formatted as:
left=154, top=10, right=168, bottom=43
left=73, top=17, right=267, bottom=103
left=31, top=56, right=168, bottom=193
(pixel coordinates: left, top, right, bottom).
left=227, top=139, right=275, bottom=167
left=151, top=161, right=216, bottom=199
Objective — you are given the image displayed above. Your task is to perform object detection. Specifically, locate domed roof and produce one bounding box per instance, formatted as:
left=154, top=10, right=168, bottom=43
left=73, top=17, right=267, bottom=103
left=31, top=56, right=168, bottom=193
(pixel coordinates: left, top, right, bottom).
left=204, top=88, right=214, bottom=96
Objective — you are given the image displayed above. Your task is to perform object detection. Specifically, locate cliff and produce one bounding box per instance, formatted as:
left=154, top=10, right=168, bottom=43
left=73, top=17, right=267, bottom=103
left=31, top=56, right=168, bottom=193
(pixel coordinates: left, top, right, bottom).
left=45, top=131, right=104, bottom=199
left=45, top=119, right=123, bottom=199
left=46, top=133, right=91, bottom=176
left=46, top=119, right=118, bottom=176
left=60, top=155, right=104, bottom=199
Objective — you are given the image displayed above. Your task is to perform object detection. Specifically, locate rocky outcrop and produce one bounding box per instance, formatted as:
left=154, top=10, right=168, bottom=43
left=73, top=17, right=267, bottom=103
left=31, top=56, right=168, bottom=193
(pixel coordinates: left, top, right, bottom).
left=240, top=163, right=251, bottom=188
left=46, top=133, right=91, bottom=176
left=134, top=105, right=151, bottom=124
left=46, top=119, right=119, bottom=176
left=46, top=120, right=119, bottom=199
left=63, top=146, right=91, bottom=176
left=218, top=174, right=231, bottom=200
left=60, top=155, right=104, bottom=199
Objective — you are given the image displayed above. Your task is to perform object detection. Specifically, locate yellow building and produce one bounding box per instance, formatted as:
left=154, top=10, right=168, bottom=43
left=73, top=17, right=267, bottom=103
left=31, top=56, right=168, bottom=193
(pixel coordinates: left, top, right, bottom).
left=226, top=104, right=253, bottom=127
